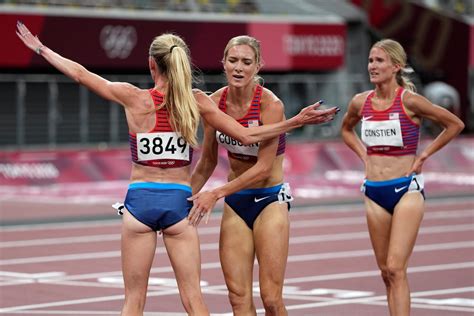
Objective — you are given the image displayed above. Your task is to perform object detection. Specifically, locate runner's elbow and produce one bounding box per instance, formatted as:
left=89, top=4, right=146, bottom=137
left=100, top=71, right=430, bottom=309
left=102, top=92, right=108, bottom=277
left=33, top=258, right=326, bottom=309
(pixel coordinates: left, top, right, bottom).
left=255, top=164, right=272, bottom=180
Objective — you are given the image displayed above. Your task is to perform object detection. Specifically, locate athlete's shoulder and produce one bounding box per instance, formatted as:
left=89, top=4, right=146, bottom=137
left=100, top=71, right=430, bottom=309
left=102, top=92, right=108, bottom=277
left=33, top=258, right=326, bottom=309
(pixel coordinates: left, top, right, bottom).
left=347, top=90, right=370, bottom=110
left=209, top=86, right=227, bottom=104
left=401, top=89, right=436, bottom=117
left=401, top=89, right=423, bottom=107
left=193, top=88, right=213, bottom=102
left=344, top=90, right=372, bottom=118
left=260, top=86, right=283, bottom=109
left=353, top=90, right=372, bottom=104
left=193, top=88, right=210, bottom=97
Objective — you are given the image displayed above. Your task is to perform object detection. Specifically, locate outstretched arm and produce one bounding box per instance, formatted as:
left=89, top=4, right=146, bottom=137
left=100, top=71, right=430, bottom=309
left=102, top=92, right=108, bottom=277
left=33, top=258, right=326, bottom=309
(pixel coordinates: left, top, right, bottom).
left=16, top=21, right=137, bottom=107
left=195, top=90, right=338, bottom=145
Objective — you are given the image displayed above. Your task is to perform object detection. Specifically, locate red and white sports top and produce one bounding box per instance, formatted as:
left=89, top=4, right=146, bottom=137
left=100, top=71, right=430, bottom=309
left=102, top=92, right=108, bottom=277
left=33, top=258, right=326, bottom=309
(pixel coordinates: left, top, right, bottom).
left=360, top=87, right=420, bottom=156
left=128, top=89, right=193, bottom=168
left=215, top=85, right=286, bottom=161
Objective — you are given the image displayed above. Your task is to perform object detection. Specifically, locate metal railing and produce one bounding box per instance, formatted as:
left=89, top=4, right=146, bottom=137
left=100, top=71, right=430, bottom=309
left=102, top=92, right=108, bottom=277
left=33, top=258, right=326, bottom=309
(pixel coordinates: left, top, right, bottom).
left=0, top=72, right=369, bottom=149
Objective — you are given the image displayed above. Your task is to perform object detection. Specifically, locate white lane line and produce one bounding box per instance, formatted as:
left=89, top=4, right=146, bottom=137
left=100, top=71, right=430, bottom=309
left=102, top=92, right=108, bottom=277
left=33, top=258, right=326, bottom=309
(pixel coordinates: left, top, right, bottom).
left=0, top=271, right=65, bottom=279
left=290, top=224, right=473, bottom=244
left=273, top=287, right=474, bottom=313
left=412, top=298, right=474, bottom=307
left=0, top=204, right=471, bottom=233
left=281, top=262, right=474, bottom=286
left=286, top=241, right=473, bottom=263
left=290, top=209, right=474, bottom=229
left=1, top=212, right=472, bottom=248
left=0, top=288, right=178, bottom=313
left=277, top=296, right=474, bottom=314
left=0, top=231, right=472, bottom=266
left=0, top=220, right=121, bottom=232
left=0, top=234, right=120, bottom=248
left=2, top=276, right=472, bottom=313
left=0, top=279, right=35, bottom=286
left=0, top=311, right=187, bottom=315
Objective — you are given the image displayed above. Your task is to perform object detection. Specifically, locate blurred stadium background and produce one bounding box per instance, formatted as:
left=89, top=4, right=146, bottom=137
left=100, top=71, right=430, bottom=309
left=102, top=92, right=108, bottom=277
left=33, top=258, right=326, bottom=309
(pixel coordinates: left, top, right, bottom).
left=0, top=1, right=473, bottom=314
left=0, top=0, right=473, bottom=223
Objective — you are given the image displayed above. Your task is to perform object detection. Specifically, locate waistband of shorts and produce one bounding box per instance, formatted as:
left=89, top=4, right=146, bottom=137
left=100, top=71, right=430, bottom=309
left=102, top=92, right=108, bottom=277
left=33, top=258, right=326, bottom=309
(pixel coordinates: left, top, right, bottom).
left=234, top=184, right=282, bottom=195
left=128, top=182, right=192, bottom=192
left=364, top=173, right=417, bottom=187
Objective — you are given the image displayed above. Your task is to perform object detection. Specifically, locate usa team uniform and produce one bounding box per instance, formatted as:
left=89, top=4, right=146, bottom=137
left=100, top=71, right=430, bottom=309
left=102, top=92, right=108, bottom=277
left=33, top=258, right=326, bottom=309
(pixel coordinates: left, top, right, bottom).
left=216, top=85, right=293, bottom=228
left=122, top=89, right=192, bottom=231
left=359, top=87, right=425, bottom=214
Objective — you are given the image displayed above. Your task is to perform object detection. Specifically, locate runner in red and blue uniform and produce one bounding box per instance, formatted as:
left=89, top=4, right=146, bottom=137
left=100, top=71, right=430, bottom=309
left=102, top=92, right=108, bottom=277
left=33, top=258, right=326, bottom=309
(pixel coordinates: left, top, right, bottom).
left=16, top=22, right=337, bottom=316
left=341, top=38, right=464, bottom=316
left=189, top=35, right=333, bottom=315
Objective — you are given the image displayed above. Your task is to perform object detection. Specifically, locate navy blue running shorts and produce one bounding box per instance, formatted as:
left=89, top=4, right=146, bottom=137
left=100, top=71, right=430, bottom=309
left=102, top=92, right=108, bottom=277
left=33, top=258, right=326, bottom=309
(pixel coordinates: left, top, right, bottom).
left=124, top=182, right=192, bottom=231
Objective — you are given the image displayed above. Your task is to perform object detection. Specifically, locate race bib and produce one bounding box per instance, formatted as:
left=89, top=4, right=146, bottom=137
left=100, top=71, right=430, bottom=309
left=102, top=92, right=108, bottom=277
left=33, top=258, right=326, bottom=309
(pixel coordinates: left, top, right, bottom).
left=136, top=132, right=189, bottom=161
left=361, top=119, right=403, bottom=147
left=216, top=131, right=259, bottom=157
left=278, top=182, right=294, bottom=203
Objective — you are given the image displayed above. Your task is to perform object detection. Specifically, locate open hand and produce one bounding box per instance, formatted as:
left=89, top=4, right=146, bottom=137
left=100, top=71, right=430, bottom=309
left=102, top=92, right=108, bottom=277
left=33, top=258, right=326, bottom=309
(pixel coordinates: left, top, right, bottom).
left=298, top=100, right=340, bottom=125
left=187, top=191, right=218, bottom=226
left=16, top=21, right=44, bottom=54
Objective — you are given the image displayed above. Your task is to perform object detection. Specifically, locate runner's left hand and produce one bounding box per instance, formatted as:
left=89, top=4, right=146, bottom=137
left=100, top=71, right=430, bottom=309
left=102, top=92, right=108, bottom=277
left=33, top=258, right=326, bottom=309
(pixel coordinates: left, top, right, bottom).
left=187, top=191, right=218, bottom=226
left=16, top=21, right=44, bottom=54
left=297, top=100, right=340, bottom=125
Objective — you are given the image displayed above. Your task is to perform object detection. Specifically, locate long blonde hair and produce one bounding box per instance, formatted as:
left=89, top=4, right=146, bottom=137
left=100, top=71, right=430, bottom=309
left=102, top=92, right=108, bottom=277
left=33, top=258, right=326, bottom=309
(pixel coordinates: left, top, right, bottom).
left=372, top=39, right=416, bottom=92
left=149, top=33, right=200, bottom=147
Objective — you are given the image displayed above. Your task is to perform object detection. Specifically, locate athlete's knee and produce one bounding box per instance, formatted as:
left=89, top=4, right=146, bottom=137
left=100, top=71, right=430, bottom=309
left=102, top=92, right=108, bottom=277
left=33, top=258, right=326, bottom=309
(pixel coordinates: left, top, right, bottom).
left=385, top=260, right=407, bottom=284
left=379, top=267, right=390, bottom=287
left=260, top=287, right=284, bottom=313
left=228, top=289, right=246, bottom=305
left=228, top=289, right=253, bottom=311
left=261, top=294, right=284, bottom=314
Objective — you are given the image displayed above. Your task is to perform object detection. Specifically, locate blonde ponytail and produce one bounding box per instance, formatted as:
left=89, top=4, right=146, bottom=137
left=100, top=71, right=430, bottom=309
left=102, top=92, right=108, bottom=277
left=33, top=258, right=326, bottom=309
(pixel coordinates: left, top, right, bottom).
left=149, top=34, right=200, bottom=147
left=396, top=66, right=416, bottom=92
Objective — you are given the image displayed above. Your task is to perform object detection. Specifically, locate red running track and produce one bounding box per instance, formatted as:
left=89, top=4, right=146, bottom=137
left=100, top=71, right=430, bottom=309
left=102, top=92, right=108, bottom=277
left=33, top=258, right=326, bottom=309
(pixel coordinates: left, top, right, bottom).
left=0, top=197, right=473, bottom=315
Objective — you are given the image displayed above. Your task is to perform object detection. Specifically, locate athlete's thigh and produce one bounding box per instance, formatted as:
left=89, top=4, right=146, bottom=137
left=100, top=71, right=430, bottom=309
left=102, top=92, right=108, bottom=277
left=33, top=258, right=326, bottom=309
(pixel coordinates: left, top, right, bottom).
left=163, top=218, right=201, bottom=276
left=220, top=204, right=255, bottom=292
left=121, top=210, right=157, bottom=286
left=162, top=219, right=202, bottom=290
left=365, top=197, right=392, bottom=268
left=388, top=192, right=425, bottom=267
left=253, top=202, right=290, bottom=288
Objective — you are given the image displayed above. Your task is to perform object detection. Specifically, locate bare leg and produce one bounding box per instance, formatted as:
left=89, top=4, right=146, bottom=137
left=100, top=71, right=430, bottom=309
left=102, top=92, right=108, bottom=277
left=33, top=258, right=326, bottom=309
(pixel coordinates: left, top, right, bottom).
left=120, top=210, right=157, bottom=316
left=365, top=198, right=393, bottom=314
left=387, top=192, right=424, bottom=316
left=163, top=219, right=209, bottom=315
left=220, top=205, right=257, bottom=316
left=254, top=202, right=289, bottom=316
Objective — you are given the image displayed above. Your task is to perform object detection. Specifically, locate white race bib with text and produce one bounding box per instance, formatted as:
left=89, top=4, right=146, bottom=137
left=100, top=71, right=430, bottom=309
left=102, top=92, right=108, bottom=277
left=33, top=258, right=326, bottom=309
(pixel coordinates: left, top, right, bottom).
left=136, top=132, right=189, bottom=161
left=361, top=119, right=403, bottom=147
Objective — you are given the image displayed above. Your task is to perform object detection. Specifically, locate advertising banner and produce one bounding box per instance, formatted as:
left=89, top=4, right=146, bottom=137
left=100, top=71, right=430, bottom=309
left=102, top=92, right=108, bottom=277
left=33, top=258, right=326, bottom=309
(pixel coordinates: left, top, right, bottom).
left=1, top=138, right=472, bottom=199
left=2, top=12, right=345, bottom=71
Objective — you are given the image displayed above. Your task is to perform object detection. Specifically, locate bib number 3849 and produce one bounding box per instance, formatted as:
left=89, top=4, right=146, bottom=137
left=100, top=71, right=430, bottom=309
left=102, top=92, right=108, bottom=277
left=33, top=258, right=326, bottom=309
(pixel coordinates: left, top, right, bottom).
left=137, top=132, right=189, bottom=161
